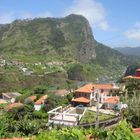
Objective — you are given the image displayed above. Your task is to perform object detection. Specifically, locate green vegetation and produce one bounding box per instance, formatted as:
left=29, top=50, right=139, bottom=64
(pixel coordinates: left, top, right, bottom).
left=80, top=110, right=115, bottom=124
left=0, top=14, right=140, bottom=139
left=0, top=14, right=139, bottom=92
left=0, top=104, right=48, bottom=138
left=0, top=90, right=72, bottom=138
left=36, top=120, right=139, bottom=140
left=122, top=79, right=140, bottom=127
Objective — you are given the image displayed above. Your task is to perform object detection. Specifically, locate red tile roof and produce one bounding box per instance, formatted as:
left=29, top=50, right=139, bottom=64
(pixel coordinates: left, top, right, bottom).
left=72, top=97, right=90, bottom=103
left=5, top=103, right=24, bottom=110
left=27, top=95, right=37, bottom=102
left=35, top=95, right=48, bottom=105
left=133, top=128, right=140, bottom=137
left=2, top=93, right=11, bottom=99
left=123, top=75, right=133, bottom=79
left=75, top=83, right=115, bottom=93
left=2, top=92, right=21, bottom=99
left=133, top=76, right=140, bottom=79
left=0, top=99, right=7, bottom=104
left=75, top=83, right=93, bottom=93
left=93, top=84, right=114, bottom=90
left=52, top=89, right=69, bottom=96
left=136, top=69, right=140, bottom=72
left=123, top=75, right=140, bottom=80
left=104, top=96, right=119, bottom=104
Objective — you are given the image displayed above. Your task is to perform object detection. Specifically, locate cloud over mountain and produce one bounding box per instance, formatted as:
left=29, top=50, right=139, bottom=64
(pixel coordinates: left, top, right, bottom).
left=125, top=22, right=140, bottom=40
left=64, top=0, right=109, bottom=30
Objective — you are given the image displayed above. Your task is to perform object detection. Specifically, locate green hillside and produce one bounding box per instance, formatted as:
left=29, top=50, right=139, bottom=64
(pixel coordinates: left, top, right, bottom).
left=0, top=14, right=139, bottom=92
left=0, top=14, right=96, bottom=62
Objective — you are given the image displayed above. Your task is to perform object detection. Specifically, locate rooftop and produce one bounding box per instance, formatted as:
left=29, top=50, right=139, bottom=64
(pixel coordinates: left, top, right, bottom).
left=2, top=92, right=21, bottom=99
left=104, top=96, right=119, bottom=104
left=136, top=68, right=140, bottom=72
left=35, top=95, right=48, bottom=105
left=75, top=83, right=116, bottom=93
left=50, top=89, right=69, bottom=96
left=123, top=75, right=140, bottom=80
left=72, top=97, right=90, bottom=103
left=75, top=83, right=93, bottom=93
left=0, top=99, right=7, bottom=104
left=5, top=103, right=24, bottom=110
left=133, top=128, right=140, bottom=138
left=93, top=84, right=115, bottom=90
left=26, top=95, right=37, bottom=102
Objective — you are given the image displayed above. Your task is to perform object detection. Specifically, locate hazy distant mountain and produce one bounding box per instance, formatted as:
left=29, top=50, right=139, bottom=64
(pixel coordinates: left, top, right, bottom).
left=115, top=47, right=140, bottom=56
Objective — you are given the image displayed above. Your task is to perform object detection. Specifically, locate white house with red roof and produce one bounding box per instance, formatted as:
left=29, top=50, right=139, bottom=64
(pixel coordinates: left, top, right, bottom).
left=103, top=96, right=120, bottom=109
left=34, top=95, right=48, bottom=111
left=72, top=83, right=119, bottom=106
left=2, top=92, right=21, bottom=103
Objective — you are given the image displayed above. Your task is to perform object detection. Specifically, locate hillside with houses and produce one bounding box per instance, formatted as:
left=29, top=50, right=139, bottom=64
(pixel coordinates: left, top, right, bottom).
left=0, top=67, right=140, bottom=139
left=0, top=11, right=140, bottom=140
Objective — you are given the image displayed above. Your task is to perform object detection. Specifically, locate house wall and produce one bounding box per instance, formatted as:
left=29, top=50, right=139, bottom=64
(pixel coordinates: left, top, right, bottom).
left=34, top=104, right=42, bottom=111
left=136, top=71, right=140, bottom=77
left=104, top=103, right=117, bottom=109
left=2, top=95, right=11, bottom=102
left=75, top=92, right=91, bottom=99
left=100, top=89, right=110, bottom=93
left=99, top=95, right=107, bottom=103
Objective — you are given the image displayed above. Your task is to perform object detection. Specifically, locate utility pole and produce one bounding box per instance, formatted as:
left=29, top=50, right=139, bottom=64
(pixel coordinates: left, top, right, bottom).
left=95, top=89, right=99, bottom=128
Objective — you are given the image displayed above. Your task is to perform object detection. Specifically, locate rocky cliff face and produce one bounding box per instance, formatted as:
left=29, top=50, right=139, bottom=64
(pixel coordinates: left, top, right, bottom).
left=0, top=14, right=96, bottom=62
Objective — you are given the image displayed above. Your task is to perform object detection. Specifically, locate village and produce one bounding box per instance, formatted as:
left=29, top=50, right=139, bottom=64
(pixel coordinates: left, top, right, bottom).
left=0, top=57, right=67, bottom=76
left=1, top=68, right=140, bottom=129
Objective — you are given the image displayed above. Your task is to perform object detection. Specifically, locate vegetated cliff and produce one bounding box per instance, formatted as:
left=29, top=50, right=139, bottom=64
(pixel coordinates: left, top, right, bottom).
left=0, top=14, right=96, bottom=63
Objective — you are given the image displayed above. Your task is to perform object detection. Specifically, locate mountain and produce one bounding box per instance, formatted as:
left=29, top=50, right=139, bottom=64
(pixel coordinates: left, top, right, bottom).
left=0, top=14, right=96, bottom=63
left=0, top=14, right=139, bottom=92
left=115, top=47, right=140, bottom=56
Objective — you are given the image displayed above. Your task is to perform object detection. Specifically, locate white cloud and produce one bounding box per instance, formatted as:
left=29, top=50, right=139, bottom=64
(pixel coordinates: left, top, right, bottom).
left=64, top=0, right=109, bottom=30
left=0, top=11, right=53, bottom=24
left=125, top=22, right=140, bottom=40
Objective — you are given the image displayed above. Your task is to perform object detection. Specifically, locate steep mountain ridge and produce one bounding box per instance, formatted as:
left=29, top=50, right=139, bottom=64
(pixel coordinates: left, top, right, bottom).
left=0, top=14, right=96, bottom=63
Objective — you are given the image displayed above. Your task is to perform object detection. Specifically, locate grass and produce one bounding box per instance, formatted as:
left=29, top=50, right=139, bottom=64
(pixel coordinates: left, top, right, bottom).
left=80, top=110, right=115, bottom=124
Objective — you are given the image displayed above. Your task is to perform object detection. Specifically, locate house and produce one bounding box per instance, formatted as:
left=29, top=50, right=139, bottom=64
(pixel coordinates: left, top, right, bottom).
left=72, top=83, right=119, bottom=106
left=2, top=92, right=21, bottom=103
left=72, top=83, right=93, bottom=106
left=72, top=97, right=90, bottom=106
left=0, top=99, right=7, bottom=104
left=103, top=96, right=120, bottom=109
left=133, top=128, right=140, bottom=138
left=50, top=89, right=70, bottom=97
left=24, top=95, right=37, bottom=103
left=136, top=69, right=140, bottom=77
left=92, top=84, right=119, bottom=103
left=123, top=68, right=140, bottom=80
left=34, top=95, right=48, bottom=111
left=5, top=103, right=24, bottom=111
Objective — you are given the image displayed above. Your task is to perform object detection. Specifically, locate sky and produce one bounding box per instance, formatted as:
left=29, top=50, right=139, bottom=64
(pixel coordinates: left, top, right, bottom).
left=0, top=0, right=140, bottom=48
